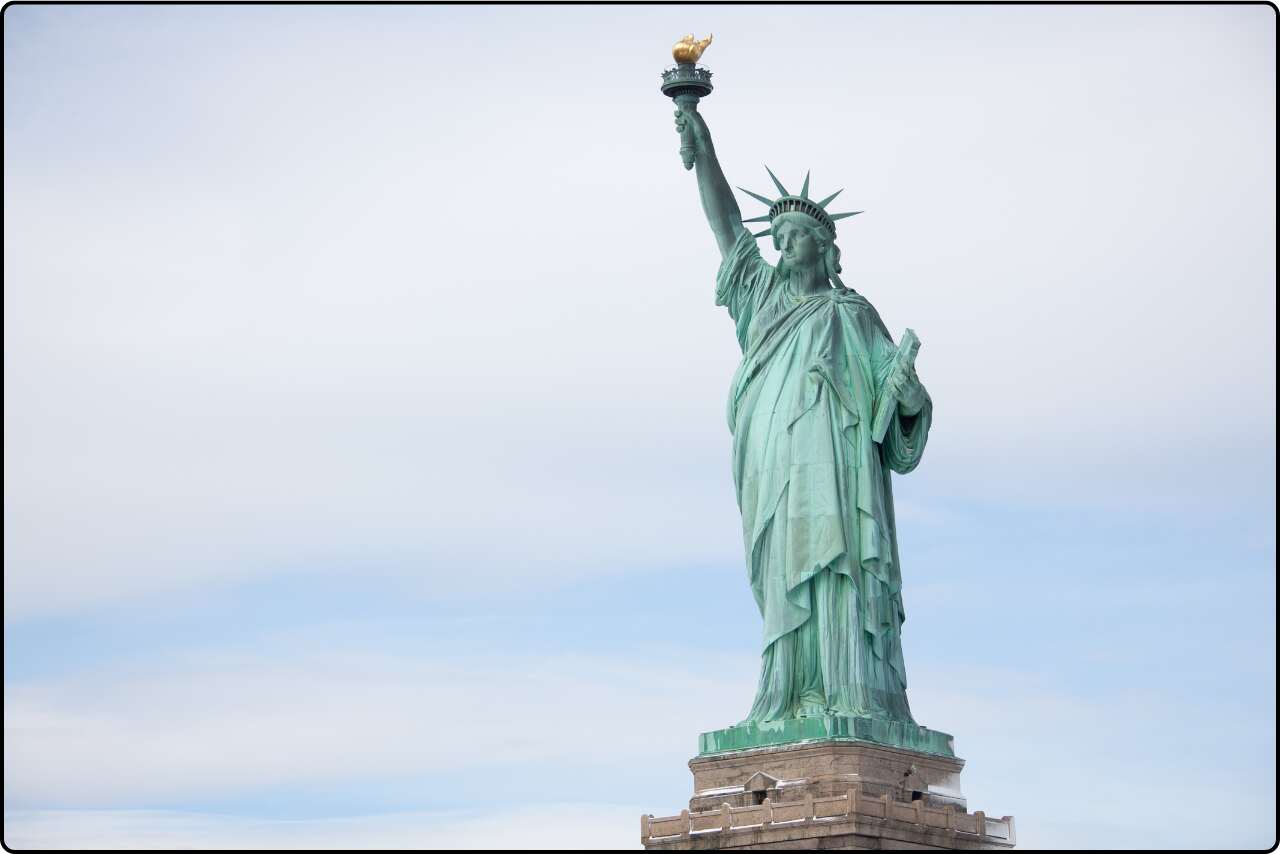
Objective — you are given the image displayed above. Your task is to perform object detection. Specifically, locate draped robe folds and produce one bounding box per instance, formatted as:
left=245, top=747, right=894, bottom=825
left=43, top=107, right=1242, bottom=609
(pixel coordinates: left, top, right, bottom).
left=715, top=228, right=932, bottom=724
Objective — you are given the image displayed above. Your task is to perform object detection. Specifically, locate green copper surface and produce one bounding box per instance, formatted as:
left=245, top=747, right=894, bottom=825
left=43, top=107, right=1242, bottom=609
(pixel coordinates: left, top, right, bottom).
left=661, top=64, right=713, bottom=170
left=670, top=74, right=938, bottom=751
left=698, top=716, right=955, bottom=758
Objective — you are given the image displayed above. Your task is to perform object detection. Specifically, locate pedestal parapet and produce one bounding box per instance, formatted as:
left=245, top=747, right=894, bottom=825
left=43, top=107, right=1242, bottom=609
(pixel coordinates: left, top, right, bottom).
left=642, top=739, right=1015, bottom=850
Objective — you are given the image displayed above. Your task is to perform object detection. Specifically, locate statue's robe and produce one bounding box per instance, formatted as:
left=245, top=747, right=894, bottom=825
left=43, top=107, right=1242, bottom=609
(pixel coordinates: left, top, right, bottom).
left=716, top=228, right=932, bottom=723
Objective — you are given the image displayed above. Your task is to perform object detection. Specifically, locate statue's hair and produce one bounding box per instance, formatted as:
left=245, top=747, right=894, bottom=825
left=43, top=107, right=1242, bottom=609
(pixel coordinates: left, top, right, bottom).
left=771, top=212, right=845, bottom=287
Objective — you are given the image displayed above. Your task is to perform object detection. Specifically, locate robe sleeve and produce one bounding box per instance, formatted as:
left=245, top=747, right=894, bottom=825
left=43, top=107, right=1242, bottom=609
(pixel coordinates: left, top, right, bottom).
left=715, top=228, right=776, bottom=351
left=867, top=317, right=933, bottom=474
left=881, top=389, right=932, bottom=474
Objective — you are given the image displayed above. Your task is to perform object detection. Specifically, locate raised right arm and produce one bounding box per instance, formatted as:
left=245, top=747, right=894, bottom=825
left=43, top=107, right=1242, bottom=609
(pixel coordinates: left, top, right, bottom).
left=674, top=108, right=745, bottom=258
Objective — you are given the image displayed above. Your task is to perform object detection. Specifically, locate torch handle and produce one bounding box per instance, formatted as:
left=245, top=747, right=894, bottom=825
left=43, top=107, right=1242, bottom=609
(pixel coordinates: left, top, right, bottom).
left=673, top=94, right=701, bottom=171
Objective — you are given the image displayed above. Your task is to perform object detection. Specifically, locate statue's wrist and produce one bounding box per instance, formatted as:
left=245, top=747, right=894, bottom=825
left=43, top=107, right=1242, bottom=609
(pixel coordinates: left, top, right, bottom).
left=896, top=382, right=925, bottom=416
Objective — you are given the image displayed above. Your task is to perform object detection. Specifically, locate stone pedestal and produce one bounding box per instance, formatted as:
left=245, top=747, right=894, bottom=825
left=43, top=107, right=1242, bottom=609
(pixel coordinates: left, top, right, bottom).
left=641, top=740, right=1015, bottom=850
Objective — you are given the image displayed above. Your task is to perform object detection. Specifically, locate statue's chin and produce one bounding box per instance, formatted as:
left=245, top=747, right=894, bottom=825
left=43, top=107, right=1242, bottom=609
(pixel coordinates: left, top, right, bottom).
left=779, top=259, right=821, bottom=277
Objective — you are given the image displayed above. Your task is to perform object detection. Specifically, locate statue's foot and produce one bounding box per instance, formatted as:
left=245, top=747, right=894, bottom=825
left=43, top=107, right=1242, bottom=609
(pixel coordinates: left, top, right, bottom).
left=795, top=703, right=828, bottom=718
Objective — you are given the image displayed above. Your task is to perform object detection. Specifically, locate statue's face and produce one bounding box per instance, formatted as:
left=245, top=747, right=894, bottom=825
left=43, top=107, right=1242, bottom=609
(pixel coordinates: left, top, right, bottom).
left=775, top=221, right=823, bottom=270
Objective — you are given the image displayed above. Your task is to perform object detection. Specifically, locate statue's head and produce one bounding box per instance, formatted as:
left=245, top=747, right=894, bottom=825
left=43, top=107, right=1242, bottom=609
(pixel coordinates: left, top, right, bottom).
left=772, top=213, right=828, bottom=270
left=737, top=168, right=860, bottom=286
left=772, top=212, right=842, bottom=282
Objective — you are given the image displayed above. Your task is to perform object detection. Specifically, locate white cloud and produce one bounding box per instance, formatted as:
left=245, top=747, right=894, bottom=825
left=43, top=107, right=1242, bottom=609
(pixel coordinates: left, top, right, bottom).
left=907, top=665, right=1277, bottom=849
left=5, top=641, right=1274, bottom=848
left=1, top=805, right=645, bottom=850
left=4, top=637, right=758, bottom=807
left=3, top=7, right=1274, bottom=616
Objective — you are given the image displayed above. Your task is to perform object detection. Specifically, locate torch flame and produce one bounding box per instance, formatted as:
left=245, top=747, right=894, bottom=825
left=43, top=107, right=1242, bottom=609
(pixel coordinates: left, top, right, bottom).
left=672, top=33, right=713, bottom=64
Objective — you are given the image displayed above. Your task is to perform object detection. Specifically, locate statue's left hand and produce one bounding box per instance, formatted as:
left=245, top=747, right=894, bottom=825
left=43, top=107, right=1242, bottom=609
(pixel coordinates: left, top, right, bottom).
left=891, top=368, right=927, bottom=417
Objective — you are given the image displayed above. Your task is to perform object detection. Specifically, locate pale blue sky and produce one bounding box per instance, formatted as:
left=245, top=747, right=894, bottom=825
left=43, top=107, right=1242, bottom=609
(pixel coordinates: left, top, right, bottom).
left=4, top=4, right=1276, bottom=849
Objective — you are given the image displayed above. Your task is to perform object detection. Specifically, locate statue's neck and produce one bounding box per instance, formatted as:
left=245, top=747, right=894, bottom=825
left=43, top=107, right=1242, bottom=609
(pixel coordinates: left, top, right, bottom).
left=787, top=266, right=830, bottom=296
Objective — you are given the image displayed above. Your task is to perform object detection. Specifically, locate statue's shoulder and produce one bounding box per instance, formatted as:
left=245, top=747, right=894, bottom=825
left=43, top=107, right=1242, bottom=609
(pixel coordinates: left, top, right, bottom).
left=720, top=229, right=775, bottom=279
left=833, top=287, right=892, bottom=337
left=831, top=286, right=873, bottom=312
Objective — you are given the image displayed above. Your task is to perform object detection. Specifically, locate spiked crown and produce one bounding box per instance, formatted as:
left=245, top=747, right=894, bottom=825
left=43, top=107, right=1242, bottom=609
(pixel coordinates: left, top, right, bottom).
left=738, top=167, right=862, bottom=239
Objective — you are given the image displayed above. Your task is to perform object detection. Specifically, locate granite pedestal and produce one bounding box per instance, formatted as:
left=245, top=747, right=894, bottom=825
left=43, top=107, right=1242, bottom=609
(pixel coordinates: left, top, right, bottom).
left=642, top=735, right=1015, bottom=850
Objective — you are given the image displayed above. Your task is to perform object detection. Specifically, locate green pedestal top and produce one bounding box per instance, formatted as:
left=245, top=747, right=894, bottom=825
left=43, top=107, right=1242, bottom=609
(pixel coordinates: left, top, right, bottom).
left=698, top=716, right=955, bottom=758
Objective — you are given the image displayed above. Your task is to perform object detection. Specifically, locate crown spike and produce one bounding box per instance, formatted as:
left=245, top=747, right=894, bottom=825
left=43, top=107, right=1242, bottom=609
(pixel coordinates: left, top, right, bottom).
left=742, top=214, right=772, bottom=223
left=816, top=189, right=844, bottom=210
left=800, top=171, right=811, bottom=200
left=751, top=228, right=773, bottom=238
left=764, top=165, right=789, bottom=197
left=829, top=210, right=864, bottom=221
left=737, top=186, right=775, bottom=207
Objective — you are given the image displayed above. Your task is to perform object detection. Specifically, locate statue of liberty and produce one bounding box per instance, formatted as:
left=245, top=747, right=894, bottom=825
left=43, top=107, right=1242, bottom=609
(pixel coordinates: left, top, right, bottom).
left=672, top=96, right=932, bottom=729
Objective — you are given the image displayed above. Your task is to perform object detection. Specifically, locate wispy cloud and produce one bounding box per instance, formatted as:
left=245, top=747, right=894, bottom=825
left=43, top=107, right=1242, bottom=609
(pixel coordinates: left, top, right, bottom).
left=2, top=805, right=645, bottom=850
left=902, top=666, right=1276, bottom=849
left=5, top=4, right=1274, bottom=617
left=3, top=637, right=757, bottom=807
left=3, top=6, right=1274, bottom=850
left=6, top=646, right=1274, bottom=848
